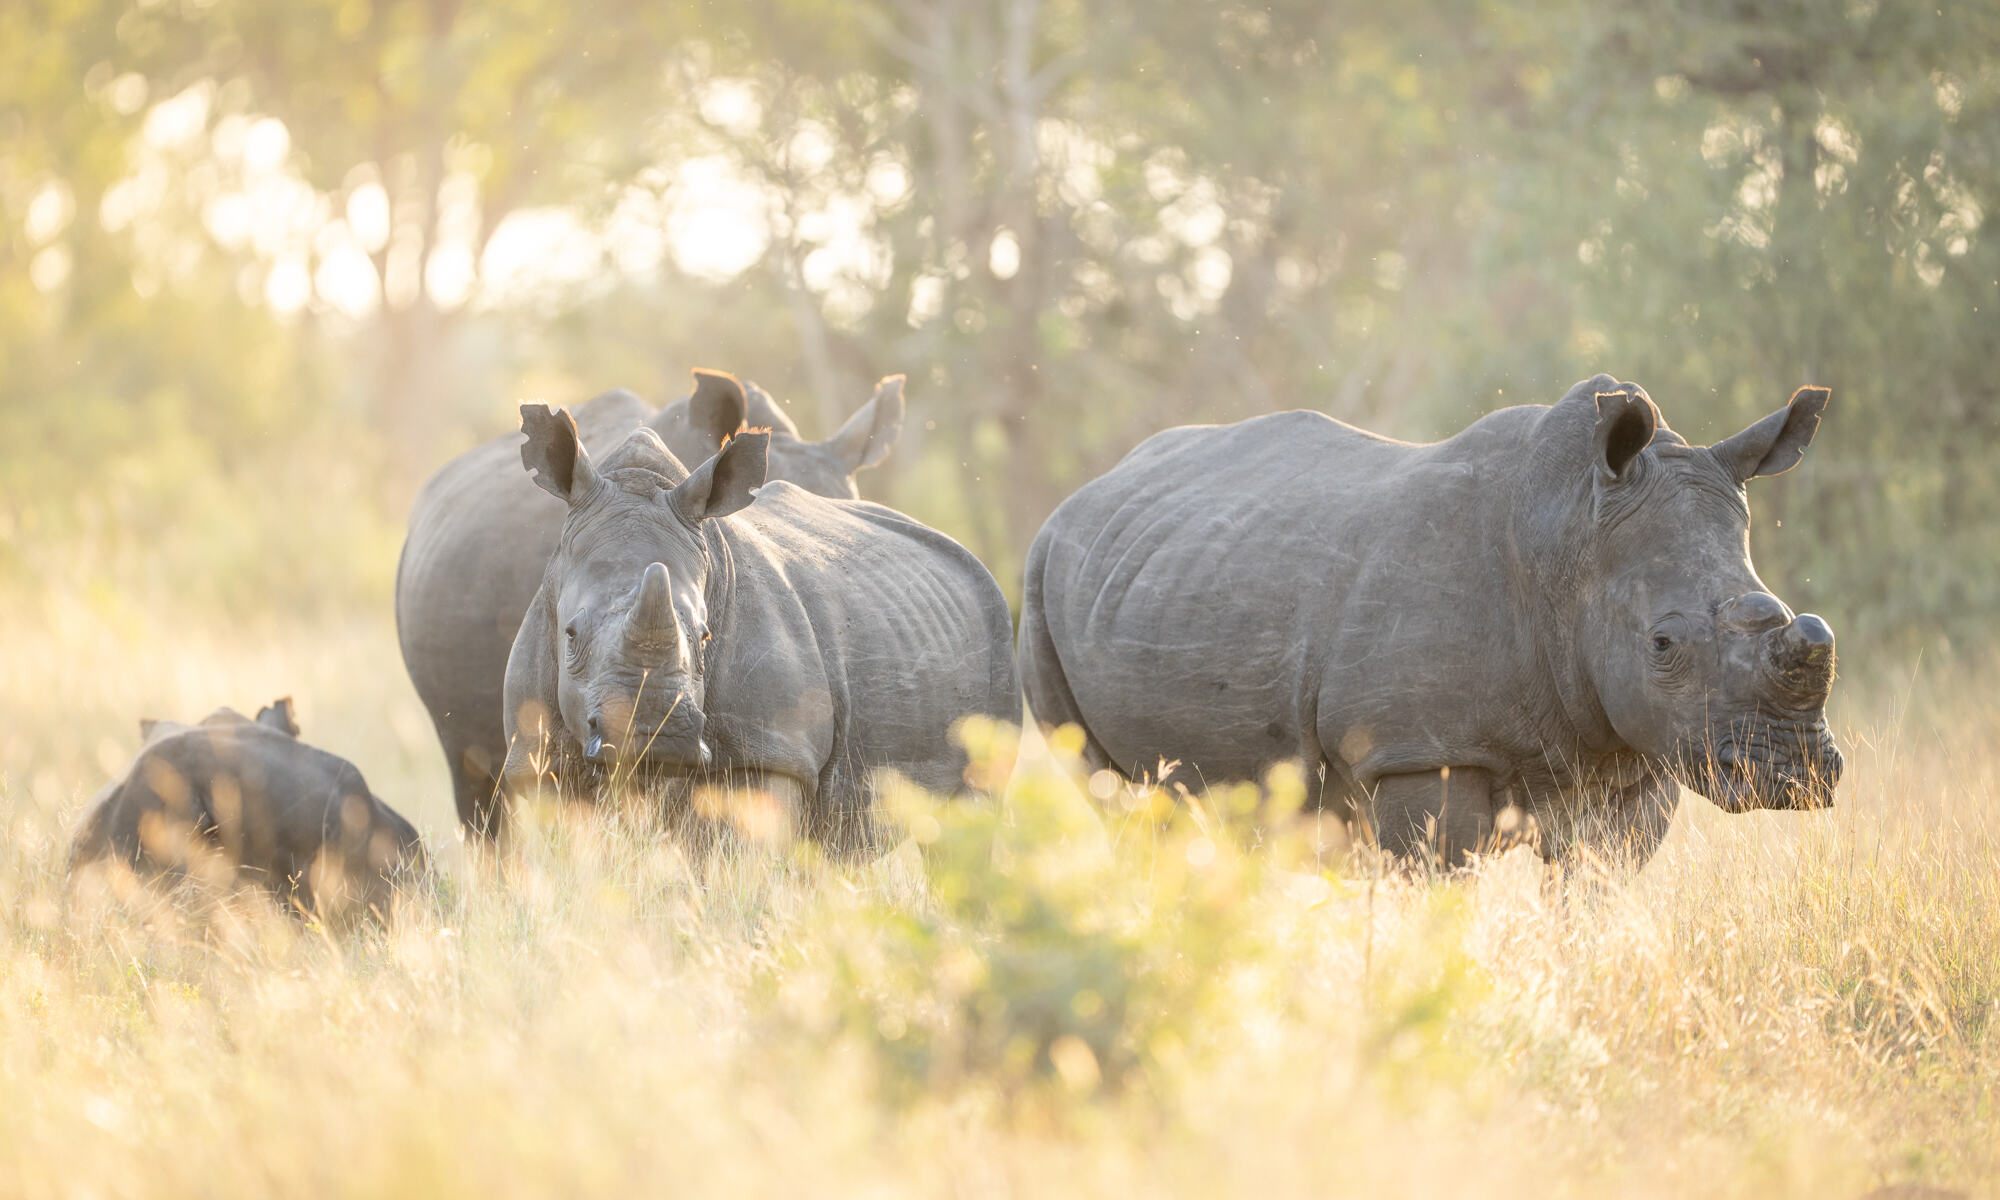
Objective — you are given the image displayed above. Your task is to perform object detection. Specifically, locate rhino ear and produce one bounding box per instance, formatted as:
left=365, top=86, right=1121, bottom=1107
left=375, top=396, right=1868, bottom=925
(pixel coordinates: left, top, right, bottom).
left=139, top=717, right=162, bottom=741
left=1712, top=386, right=1828, bottom=484
left=687, top=369, right=749, bottom=451
left=257, top=697, right=300, bottom=737
left=520, top=404, right=599, bottom=503
left=825, top=375, right=906, bottom=474
left=1593, top=389, right=1658, bottom=484
left=742, top=380, right=802, bottom=438
left=669, top=430, right=769, bottom=523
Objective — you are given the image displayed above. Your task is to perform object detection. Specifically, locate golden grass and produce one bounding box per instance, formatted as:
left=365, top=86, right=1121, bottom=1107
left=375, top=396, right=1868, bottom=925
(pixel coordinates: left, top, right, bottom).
left=2, top=596, right=1995, bottom=1198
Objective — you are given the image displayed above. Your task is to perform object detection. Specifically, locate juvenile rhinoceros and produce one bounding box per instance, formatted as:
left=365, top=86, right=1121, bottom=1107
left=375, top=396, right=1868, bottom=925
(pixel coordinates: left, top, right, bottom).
left=70, top=699, right=426, bottom=917
left=1020, top=375, right=1843, bottom=867
left=499, top=406, right=1017, bottom=852
left=396, top=369, right=905, bottom=836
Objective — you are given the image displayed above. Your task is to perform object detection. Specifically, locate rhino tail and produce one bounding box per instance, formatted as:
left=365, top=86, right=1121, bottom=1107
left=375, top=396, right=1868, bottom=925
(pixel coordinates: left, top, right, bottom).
left=1018, top=534, right=1119, bottom=778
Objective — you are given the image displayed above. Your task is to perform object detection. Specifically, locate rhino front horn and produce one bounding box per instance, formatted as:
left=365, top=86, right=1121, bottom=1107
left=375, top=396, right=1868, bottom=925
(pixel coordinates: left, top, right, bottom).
left=1772, top=613, right=1837, bottom=701
left=1781, top=614, right=1835, bottom=666
left=625, top=562, right=678, bottom=662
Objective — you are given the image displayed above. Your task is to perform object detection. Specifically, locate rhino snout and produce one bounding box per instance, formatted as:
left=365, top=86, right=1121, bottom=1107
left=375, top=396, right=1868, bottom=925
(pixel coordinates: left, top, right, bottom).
left=584, top=714, right=614, bottom=764
left=582, top=695, right=707, bottom=770
left=1703, top=721, right=1842, bottom=812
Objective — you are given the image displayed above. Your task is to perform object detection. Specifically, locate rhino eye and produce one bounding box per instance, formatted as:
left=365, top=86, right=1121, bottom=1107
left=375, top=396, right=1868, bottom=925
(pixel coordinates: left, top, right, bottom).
left=564, top=624, right=580, bottom=662
left=1652, top=634, right=1673, bottom=652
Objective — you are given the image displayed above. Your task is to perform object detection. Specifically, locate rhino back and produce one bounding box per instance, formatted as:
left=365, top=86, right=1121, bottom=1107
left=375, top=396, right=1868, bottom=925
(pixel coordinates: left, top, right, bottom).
left=712, top=483, right=1019, bottom=797
left=71, top=723, right=422, bottom=907
left=1032, top=407, right=1548, bottom=788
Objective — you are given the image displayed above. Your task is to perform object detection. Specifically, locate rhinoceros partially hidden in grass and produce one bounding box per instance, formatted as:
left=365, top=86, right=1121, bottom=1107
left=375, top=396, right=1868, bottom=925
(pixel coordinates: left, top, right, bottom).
left=396, top=370, right=905, bottom=836
left=498, top=407, right=1017, bottom=854
left=70, top=699, right=425, bottom=917
left=1020, top=374, right=1843, bottom=868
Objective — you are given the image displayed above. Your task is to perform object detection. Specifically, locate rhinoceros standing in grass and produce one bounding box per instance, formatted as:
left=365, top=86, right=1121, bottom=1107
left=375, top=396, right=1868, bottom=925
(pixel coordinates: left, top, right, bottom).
left=396, top=370, right=905, bottom=836
left=498, top=406, right=1017, bottom=853
left=70, top=699, right=426, bottom=917
left=1020, top=374, right=1843, bottom=867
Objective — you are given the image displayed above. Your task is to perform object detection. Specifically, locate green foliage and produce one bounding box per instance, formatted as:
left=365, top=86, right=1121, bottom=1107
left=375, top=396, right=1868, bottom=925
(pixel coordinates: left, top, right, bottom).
left=4, top=0, right=1996, bottom=652
left=764, top=720, right=1264, bottom=1103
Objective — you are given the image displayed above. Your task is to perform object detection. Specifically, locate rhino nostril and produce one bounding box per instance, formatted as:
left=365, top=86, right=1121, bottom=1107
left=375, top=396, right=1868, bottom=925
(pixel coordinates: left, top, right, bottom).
left=584, top=714, right=613, bottom=762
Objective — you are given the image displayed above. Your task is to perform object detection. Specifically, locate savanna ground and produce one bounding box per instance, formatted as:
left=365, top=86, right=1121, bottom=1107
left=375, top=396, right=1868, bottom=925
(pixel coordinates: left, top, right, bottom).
left=2, top=576, right=1995, bottom=1199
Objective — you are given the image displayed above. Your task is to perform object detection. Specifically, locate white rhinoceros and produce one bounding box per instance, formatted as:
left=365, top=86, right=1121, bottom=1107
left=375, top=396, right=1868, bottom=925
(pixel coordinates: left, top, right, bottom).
left=396, top=370, right=903, bottom=836
left=499, top=407, right=1016, bottom=854
left=1020, top=374, right=1842, bottom=867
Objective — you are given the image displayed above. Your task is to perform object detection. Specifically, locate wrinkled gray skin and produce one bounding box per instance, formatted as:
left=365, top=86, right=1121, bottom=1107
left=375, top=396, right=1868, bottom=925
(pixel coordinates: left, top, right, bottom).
left=1021, top=375, right=1843, bottom=868
left=396, top=370, right=905, bottom=837
left=498, top=408, right=1018, bottom=853
left=70, top=699, right=426, bottom=917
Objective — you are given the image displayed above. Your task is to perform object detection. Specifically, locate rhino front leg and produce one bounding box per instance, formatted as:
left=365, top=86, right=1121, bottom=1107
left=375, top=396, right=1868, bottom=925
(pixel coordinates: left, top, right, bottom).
left=1368, top=767, right=1496, bottom=870
left=685, top=769, right=808, bottom=850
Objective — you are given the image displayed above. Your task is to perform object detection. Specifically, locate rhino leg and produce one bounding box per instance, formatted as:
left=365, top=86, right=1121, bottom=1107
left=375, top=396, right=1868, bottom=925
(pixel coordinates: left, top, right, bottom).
left=442, top=732, right=504, bottom=838
left=1368, top=767, right=1496, bottom=870
left=1018, top=544, right=1118, bottom=775
left=805, top=759, right=884, bottom=858
left=1539, top=770, right=1679, bottom=870
left=690, top=769, right=807, bottom=849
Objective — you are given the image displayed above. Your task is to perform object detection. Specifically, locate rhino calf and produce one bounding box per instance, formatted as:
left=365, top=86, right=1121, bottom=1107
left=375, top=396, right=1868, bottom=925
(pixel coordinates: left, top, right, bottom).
left=499, top=406, right=1018, bottom=853
left=1021, top=374, right=1844, bottom=868
left=70, top=699, right=426, bottom=918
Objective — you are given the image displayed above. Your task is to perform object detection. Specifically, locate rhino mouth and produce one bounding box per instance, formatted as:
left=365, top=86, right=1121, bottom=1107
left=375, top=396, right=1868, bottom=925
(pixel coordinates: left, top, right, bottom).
left=551, top=736, right=715, bottom=802
left=1694, top=720, right=1842, bottom=813
left=583, top=731, right=713, bottom=773
left=581, top=687, right=710, bottom=774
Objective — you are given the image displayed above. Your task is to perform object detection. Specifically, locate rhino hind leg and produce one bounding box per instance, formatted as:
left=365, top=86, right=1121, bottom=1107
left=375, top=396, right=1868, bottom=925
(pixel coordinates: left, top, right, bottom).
left=445, top=733, right=506, bottom=839
left=1018, top=552, right=1119, bottom=777
left=806, top=756, right=883, bottom=859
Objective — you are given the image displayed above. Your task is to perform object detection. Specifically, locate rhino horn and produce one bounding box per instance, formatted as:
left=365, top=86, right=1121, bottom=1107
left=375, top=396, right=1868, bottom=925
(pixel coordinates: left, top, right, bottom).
left=1779, top=613, right=1835, bottom=667
left=625, top=562, right=681, bottom=665
left=1771, top=613, right=1836, bottom=697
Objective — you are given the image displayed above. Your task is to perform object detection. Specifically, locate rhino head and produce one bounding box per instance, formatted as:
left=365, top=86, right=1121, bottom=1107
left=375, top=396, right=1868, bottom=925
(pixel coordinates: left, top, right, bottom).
left=650, top=369, right=905, bottom=500
left=1553, top=375, right=1842, bottom=812
left=520, top=402, right=770, bottom=773
left=748, top=375, right=905, bottom=499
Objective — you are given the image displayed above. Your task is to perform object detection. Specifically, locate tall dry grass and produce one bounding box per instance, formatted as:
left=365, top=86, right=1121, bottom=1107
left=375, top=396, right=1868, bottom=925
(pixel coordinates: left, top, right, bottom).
left=1, top=595, right=1995, bottom=1198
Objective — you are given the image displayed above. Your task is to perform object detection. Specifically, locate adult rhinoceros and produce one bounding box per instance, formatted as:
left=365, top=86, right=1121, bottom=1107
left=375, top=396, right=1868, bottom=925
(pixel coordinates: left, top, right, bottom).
left=1019, top=375, right=1843, bottom=867
left=498, top=407, right=1017, bottom=853
left=396, top=370, right=904, bottom=836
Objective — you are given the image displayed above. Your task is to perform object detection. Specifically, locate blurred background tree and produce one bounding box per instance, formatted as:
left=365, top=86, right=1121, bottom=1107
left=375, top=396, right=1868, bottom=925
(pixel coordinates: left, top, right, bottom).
left=3, top=0, right=1993, bottom=653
